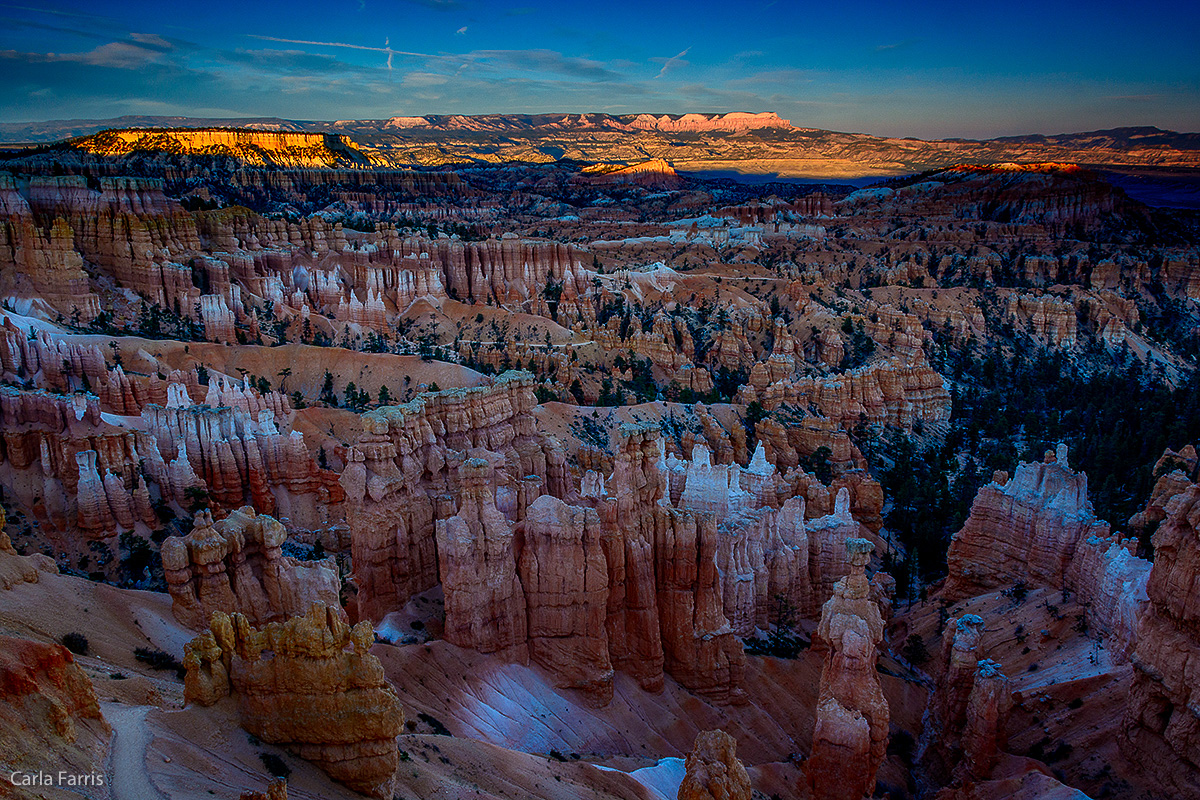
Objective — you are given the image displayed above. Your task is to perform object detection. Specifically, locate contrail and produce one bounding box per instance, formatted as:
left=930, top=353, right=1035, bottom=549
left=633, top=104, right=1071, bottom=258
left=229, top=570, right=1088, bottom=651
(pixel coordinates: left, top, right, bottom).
left=655, top=46, right=691, bottom=79
left=248, top=34, right=447, bottom=67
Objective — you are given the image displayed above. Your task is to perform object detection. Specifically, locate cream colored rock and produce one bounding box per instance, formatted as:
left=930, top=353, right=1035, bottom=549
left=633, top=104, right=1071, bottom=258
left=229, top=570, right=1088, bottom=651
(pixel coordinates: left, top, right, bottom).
left=806, top=488, right=874, bottom=611
left=677, top=729, right=752, bottom=800
left=436, top=458, right=529, bottom=661
left=809, top=538, right=888, bottom=800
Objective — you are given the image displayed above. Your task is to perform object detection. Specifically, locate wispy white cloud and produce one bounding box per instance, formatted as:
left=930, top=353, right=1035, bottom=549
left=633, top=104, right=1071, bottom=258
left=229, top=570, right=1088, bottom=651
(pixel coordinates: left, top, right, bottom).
left=247, top=34, right=463, bottom=71
left=456, top=26, right=468, bottom=35
left=467, top=49, right=624, bottom=81
left=403, top=71, right=449, bottom=87
left=0, top=3, right=120, bottom=25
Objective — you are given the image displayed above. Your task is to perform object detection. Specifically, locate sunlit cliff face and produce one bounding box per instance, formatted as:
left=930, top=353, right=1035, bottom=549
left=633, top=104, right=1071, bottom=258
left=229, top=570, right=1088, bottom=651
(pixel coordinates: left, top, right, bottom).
left=74, top=129, right=370, bottom=168
left=950, top=162, right=1084, bottom=174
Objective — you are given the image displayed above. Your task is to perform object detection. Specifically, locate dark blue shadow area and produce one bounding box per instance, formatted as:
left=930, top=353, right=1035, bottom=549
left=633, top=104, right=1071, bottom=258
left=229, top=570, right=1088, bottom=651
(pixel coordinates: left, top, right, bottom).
left=1099, top=168, right=1200, bottom=210
left=679, top=170, right=890, bottom=189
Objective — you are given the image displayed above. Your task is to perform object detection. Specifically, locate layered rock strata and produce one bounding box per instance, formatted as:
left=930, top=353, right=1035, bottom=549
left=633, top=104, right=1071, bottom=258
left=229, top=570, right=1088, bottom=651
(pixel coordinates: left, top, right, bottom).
left=944, top=447, right=1150, bottom=655
left=342, top=373, right=548, bottom=622
left=961, top=659, right=1011, bottom=780
left=436, top=458, right=529, bottom=661
left=808, top=538, right=889, bottom=800
left=573, top=425, right=749, bottom=702
left=344, top=376, right=889, bottom=705
left=161, top=507, right=341, bottom=630
left=745, top=356, right=951, bottom=432
left=183, top=604, right=403, bottom=799
left=944, top=447, right=1108, bottom=597
left=0, top=636, right=111, bottom=800
left=1128, top=445, right=1198, bottom=533
left=141, top=399, right=330, bottom=519
left=0, top=371, right=334, bottom=553
left=1122, top=480, right=1200, bottom=797
left=517, top=493, right=613, bottom=705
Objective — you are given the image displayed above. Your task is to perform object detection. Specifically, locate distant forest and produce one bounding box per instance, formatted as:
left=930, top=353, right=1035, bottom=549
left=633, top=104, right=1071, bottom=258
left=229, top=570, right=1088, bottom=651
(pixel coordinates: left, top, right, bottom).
left=873, top=329, right=1200, bottom=592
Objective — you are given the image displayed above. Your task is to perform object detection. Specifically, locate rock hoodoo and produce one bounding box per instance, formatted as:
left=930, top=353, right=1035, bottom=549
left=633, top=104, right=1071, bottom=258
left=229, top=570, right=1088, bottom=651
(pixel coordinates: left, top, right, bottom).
left=161, top=506, right=341, bottom=630
left=807, top=538, right=889, bottom=800
left=436, top=457, right=529, bottom=661
left=944, top=448, right=1151, bottom=655
left=517, top=493, right=613, bottom=705
left=677, top=729, right=752, bottom=800
left=944, top=448, right=1109, bottom=598
left=183, top=604, right=404, bottom=799
left=918, top=615, right=1012, bottom=786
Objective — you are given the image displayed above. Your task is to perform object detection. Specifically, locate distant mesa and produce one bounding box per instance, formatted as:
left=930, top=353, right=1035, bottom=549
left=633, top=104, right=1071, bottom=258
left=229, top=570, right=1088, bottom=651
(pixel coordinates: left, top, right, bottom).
left=376, top=111, right=792, bottom=133
left=384, top=115, right=433, bottom=128
left=947, top=161, right=1085, bottom=174
left=6, top=113, right=1197, bottom=179
left=581, top=158, right=683, bottom=188
left=67, top=127, right=372, bottom=169
left=626, top=111, right=792, bottom=133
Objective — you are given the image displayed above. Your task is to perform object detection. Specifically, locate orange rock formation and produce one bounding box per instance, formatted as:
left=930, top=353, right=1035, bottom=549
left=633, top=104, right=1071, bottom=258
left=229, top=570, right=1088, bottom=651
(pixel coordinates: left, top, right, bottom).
left=183, top=604, right=404, bottom=799
left=808, top=538, right=889, bottom=800
left=677, top=729, right=752, bottom=800
left=1122, top=479, right=1200, bottom=797
left=161, top=506, right=341, bottom=629
left=0, top=636, right=111, bottom=800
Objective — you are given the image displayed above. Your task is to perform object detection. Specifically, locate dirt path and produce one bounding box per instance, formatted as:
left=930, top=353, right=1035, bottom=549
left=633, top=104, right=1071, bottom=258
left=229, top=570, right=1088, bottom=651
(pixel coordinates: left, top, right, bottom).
left=103, top=703, right=162, bottom=800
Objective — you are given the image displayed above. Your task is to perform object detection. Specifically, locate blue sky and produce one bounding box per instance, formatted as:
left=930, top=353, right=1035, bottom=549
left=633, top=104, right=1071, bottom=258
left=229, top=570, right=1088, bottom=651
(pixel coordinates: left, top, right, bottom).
left=1, top=0, right=1197, bottom=138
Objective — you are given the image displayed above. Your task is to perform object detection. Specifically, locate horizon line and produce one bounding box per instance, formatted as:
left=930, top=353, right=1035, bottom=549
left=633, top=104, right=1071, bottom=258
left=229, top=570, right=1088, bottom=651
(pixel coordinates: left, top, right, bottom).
left=0, top=113, right=1194, bottom=144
